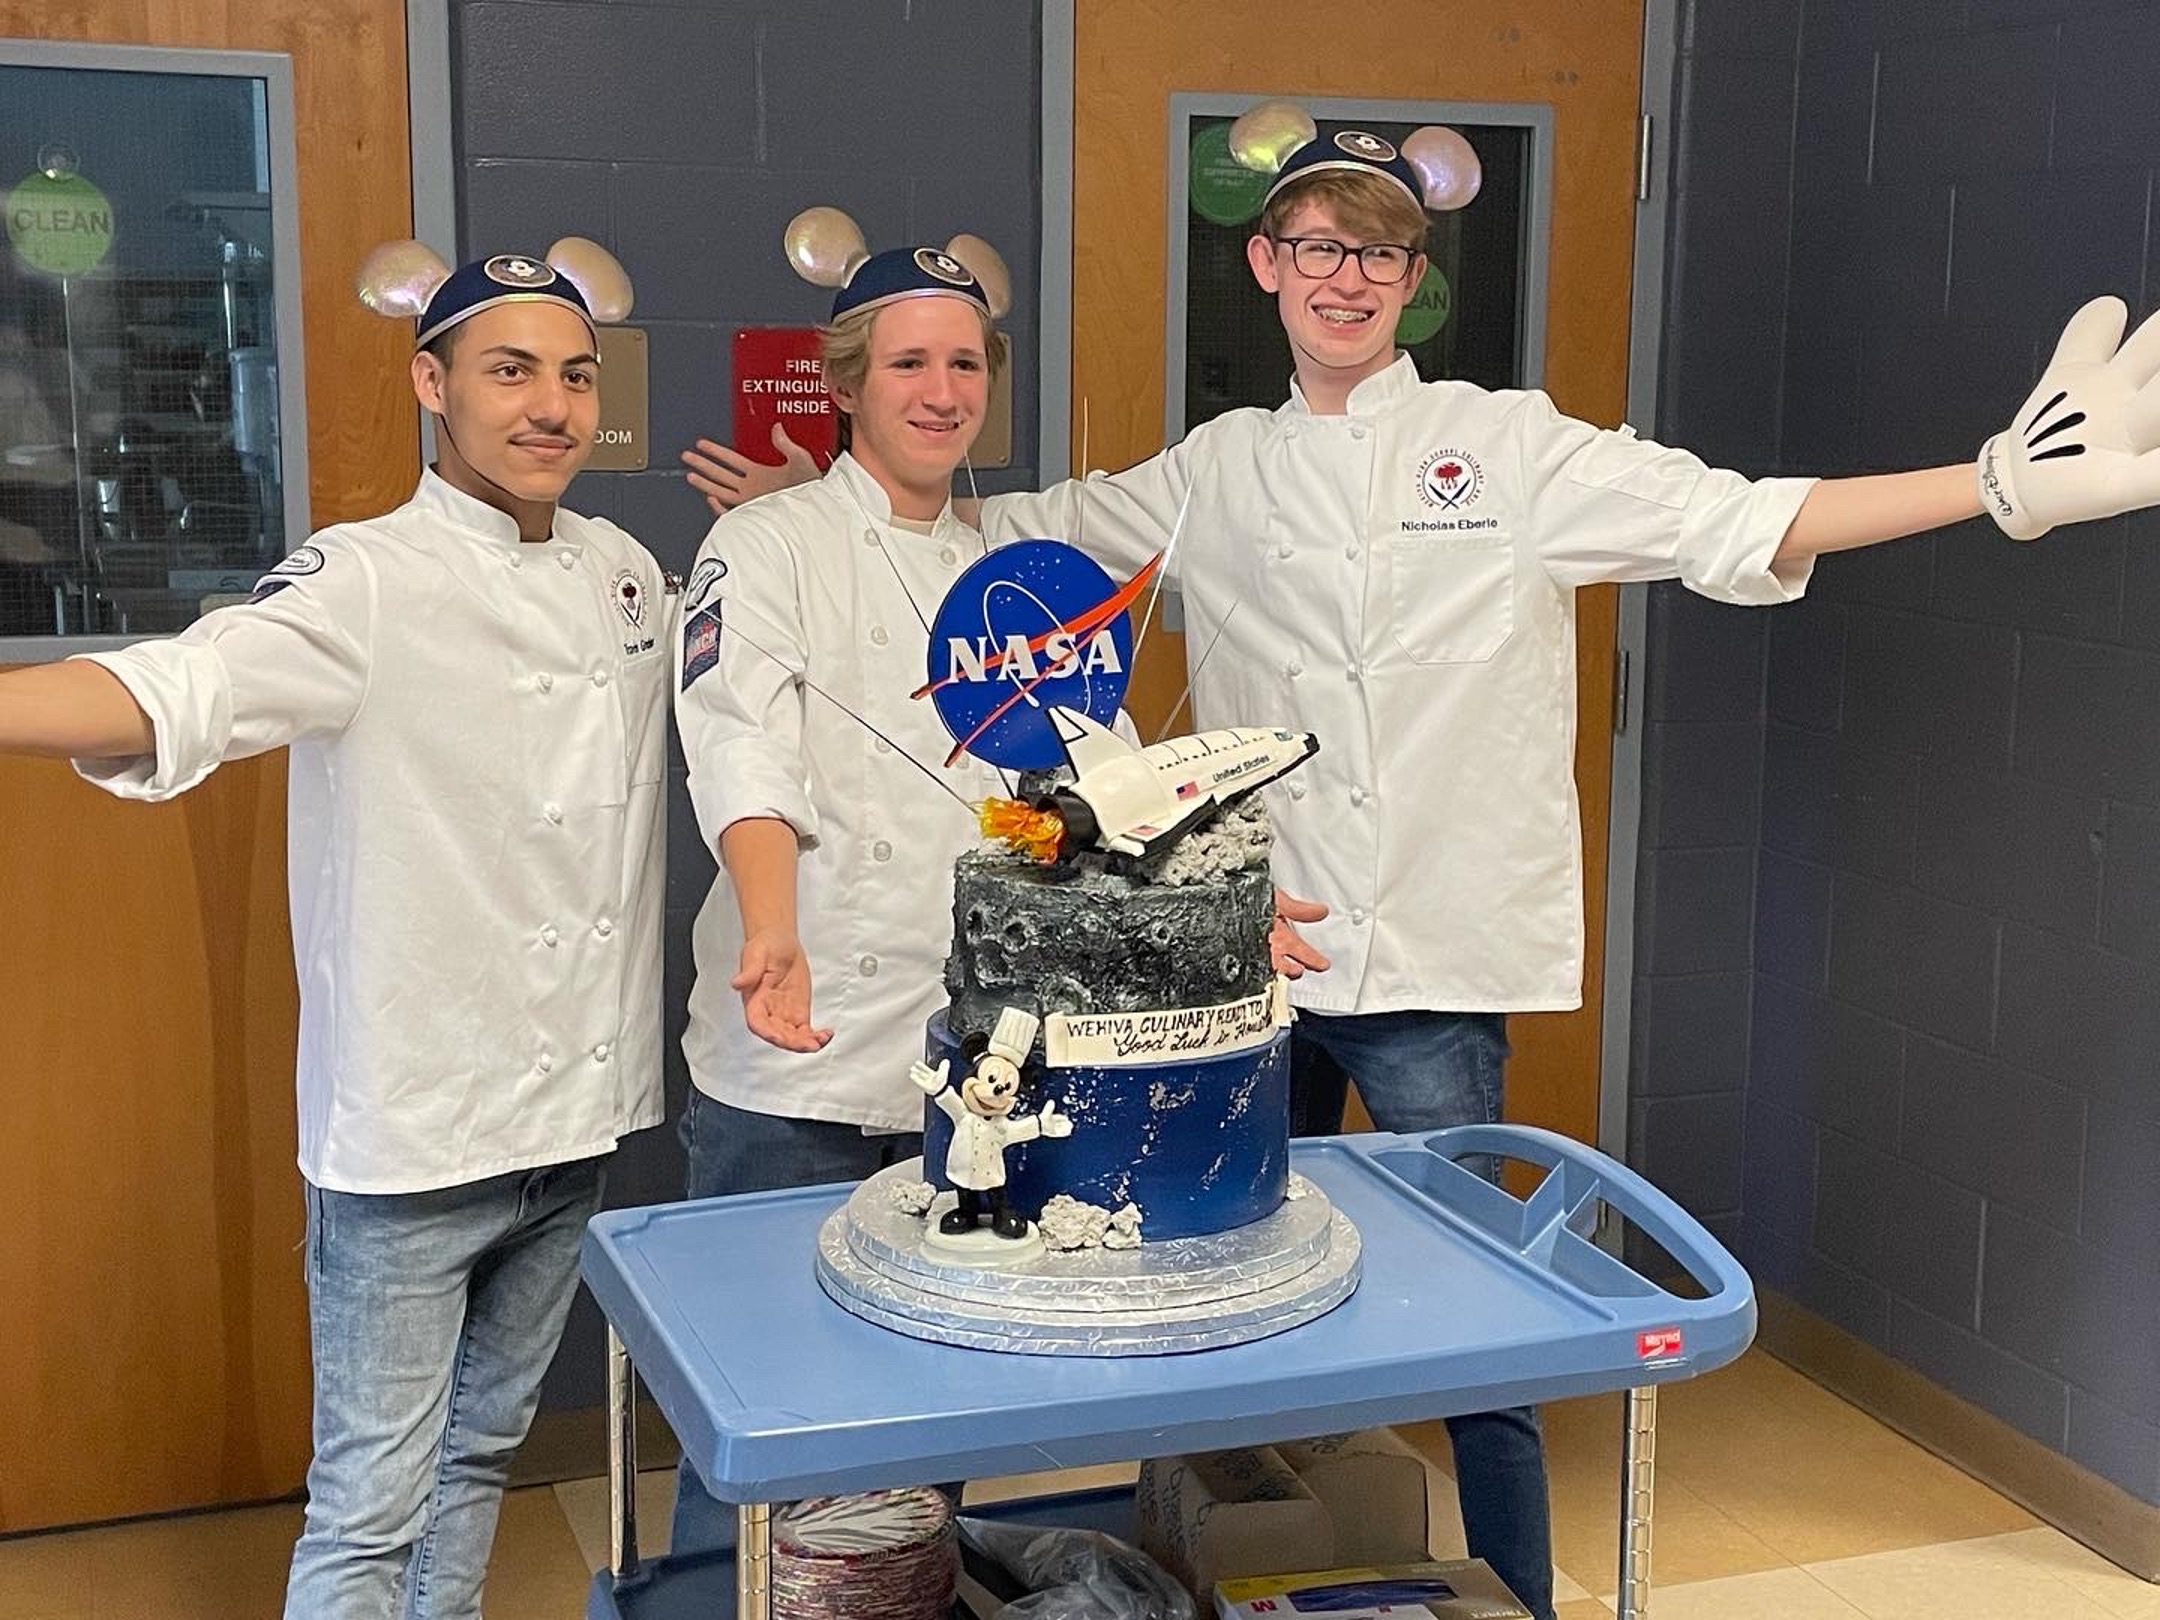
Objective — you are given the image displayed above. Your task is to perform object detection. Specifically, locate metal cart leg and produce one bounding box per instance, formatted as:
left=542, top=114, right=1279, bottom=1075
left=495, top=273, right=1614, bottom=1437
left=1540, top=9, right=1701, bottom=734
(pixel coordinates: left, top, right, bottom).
left=738, top=1502, right=773, bottom=1619
left=1615, top=1384, right=1657, bottom=1620
left=607, top=1325, right=640, bottom=1579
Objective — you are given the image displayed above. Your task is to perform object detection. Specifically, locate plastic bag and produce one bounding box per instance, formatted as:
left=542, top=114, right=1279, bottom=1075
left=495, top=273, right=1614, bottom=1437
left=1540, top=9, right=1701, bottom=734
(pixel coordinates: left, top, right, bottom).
left=957, top=1517, right=1195, bottom=1620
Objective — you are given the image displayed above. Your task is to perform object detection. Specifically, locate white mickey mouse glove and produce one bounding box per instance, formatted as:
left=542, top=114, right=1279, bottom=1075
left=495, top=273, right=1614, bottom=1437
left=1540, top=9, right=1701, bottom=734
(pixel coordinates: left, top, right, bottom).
left=909, top=1057, right=950, bottom=1096
left=1036, top=1099, right=1074, bottom=1138
left=1979, top=296, right=2160, bottom=541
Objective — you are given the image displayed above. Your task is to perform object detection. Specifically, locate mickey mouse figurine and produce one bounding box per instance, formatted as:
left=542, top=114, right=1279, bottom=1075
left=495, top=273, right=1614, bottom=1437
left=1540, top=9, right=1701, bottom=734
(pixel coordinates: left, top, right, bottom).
left=910, top=1007, right=1073, bottom=1239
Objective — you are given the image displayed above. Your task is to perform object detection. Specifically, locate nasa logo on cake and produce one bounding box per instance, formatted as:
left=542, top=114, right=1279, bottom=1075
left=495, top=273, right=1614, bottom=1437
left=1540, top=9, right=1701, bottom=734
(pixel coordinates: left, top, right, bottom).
left=1417, top=448, right=1484, bottom=511
left=913, top=246, right=974, bottom=286
left=484, top=254, right=558, bottom=288
left=923, top=540, right=1135, bottom=770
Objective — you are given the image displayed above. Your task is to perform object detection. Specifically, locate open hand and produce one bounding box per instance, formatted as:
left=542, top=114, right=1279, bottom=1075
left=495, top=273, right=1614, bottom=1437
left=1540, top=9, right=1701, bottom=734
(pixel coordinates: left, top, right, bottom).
left=1270, top=887, right=1332, bottom=979
left=1981, top=296, right=2160, bottom=540
left=731, top=928, right=833, bottom=1052
left=682, top=424, right=821, bottom=518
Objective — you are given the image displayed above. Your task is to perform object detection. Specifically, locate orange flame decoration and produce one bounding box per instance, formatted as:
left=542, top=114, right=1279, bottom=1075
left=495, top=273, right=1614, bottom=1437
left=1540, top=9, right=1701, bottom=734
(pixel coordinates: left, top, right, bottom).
left=979, top=797, right=1065, bottom=863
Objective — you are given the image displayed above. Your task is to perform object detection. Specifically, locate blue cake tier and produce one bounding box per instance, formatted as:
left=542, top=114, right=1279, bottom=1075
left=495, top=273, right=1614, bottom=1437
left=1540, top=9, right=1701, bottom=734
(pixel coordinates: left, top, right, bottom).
left=919, top=1010, right=1290, bottom=1241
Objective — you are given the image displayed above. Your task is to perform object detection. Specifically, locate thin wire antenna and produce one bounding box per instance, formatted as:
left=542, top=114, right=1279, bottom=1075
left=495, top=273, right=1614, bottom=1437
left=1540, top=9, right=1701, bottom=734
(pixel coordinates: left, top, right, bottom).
left=718, top=604, right=980, bottom=817
left=1074, top=395, right=1090, bottom=555
left=962, top=450, right=981, bottom=507
left=1128, top=479, right=1194, bottom=670
left=1155, top=597, right=1244, bottom=741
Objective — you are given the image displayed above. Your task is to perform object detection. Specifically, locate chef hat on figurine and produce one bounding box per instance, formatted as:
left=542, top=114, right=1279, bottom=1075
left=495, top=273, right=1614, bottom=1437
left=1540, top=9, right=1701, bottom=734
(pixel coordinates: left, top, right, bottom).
left=353, top=237, right=635, bottom=348
left=783, top=205, right=1013, bottom=322
left=1228, top=99, right=1483, bottom=214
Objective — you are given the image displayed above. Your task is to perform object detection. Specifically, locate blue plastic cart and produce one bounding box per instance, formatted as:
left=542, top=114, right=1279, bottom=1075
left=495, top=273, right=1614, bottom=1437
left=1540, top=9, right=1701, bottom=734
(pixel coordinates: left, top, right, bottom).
left=581, top=1126, right=1756, bottom=1619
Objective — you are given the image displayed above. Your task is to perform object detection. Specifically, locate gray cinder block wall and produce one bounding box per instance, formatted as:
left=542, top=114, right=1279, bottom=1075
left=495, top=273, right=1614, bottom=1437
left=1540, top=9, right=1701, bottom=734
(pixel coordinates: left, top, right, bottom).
left=1636, top=0, right=2160, bottom=1504
left=449, top=0, right=1046, bottom=1413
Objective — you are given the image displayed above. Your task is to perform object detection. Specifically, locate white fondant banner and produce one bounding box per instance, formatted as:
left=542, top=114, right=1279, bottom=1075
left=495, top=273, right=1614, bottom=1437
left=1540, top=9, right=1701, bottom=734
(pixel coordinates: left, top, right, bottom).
left=1044, top=978, right=1292, bottom=1068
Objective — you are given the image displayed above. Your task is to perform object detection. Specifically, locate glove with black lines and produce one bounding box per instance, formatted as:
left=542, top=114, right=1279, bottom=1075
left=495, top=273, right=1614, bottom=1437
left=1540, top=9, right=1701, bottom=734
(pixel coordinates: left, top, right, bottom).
left=1979, top=296, right=2160, bottom=541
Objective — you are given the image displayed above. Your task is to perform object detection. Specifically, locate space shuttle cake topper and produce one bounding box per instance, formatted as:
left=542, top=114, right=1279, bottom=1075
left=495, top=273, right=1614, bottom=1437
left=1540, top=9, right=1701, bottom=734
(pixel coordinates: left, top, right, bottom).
left=921, top=540, right=1317, bottom=864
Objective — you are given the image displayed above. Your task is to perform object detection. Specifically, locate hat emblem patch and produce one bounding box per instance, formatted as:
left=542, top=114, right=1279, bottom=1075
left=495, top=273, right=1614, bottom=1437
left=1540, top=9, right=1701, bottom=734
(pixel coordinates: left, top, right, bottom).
left=913, top=246, right=974, bottom=286
left=485, top=254, right=558, bottom=288
left=1335, top=130, right=1398, bottom=161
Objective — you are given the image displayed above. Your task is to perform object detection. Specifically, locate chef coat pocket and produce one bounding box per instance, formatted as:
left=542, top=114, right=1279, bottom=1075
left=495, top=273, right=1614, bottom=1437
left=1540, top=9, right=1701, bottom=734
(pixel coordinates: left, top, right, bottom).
left=622, top=643, right=670, bottom=786
left=1386, top=534, right=1515, bottom=664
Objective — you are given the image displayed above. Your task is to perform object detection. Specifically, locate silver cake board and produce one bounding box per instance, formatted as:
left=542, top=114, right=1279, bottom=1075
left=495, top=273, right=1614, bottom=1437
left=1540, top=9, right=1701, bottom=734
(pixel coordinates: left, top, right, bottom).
left=815, top=1161, right=1361, bottom=1356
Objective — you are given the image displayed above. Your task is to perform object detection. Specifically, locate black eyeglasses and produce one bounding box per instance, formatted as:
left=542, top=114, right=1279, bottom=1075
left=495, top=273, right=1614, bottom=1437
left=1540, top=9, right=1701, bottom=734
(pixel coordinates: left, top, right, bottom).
left=1270, top=236, right=1419, bottom=285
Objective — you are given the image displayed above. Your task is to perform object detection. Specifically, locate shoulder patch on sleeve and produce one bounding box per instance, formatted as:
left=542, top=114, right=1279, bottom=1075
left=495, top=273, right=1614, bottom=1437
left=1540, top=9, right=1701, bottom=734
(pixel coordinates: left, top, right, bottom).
left=267, top=544, right=326, bottom=578
left=683, top=555, right=728, bottom=613
left=247, top=577, right=296, bottom=604
left=681, top=604, right=722, bottom=692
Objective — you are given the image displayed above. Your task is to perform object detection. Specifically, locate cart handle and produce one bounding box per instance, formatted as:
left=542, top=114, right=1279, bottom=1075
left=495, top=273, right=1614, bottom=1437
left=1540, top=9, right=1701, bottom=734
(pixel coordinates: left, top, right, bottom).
left=1363, top=1123, right=1751, bottom=1310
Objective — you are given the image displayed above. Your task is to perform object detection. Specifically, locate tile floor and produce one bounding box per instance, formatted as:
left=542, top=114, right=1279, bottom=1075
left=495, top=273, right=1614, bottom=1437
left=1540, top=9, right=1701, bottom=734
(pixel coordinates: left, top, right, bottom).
left=3, top=1349, right=2154, bottom=1617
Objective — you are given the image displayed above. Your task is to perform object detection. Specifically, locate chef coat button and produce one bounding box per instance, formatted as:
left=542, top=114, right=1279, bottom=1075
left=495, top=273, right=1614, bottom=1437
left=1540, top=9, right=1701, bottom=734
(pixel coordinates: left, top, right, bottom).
left=1276, top=543, right=1293, bottom=560
left=870, top=625, right=890, bottom=647
left=872, top=840, right=893, bottom=862
left=1351, top=907, right=1370, bottom=925
left=874, top=737, right=893, bottom=754
left=1345, top=545, right=1361, bottom=561
left=1350, top=786, right=1369, bottom=807
left=557, top=551, right=576, bottom=570
left=595, top=918, right=614, bottom=939
left=535, top=672, right=554, bottom=693
left=592, top=669, right=611, bottom=688
left=862, top=529, right=879, bottom=548
left=537, top=1052, right=554, bottom=1074
left=1350, top=424, right=1369, bottom=441
left=939, top=545, right=958, bottom=566
left=1346, top=665, right=1363, bottom=684
left=594, top=1042, right=612, bottom=1063
left=858, top=954, right=879, bottom=977
left=1285, top=659, right=1304, bottom=678
left=1288, top=782, right=1307, bottom=801
left=544, top=802, right=564, bottom=825
left=541, top=925, right=559, bottom=948
left=508, top=554, right=524, bottom=570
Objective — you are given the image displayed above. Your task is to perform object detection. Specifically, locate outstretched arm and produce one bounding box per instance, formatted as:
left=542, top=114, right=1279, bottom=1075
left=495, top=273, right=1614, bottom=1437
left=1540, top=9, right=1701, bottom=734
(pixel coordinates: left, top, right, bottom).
left=0, top=661, right=154, bottom=759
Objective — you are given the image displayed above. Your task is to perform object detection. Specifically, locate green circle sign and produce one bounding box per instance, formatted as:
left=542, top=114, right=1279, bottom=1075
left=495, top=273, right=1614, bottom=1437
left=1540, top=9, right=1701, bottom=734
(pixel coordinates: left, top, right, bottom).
left=1188, top=121, right=1270, bottom=228
left=6, top=170, right=115, bottom=277
left=1393, top=263, right=1453, bottom=347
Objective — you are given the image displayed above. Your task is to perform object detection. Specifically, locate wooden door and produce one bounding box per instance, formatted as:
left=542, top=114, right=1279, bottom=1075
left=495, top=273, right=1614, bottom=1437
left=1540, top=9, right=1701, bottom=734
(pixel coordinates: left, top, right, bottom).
left=1072, top=0, right=1641, bottom=1147
left=0, top=0, right=416, bottom=1530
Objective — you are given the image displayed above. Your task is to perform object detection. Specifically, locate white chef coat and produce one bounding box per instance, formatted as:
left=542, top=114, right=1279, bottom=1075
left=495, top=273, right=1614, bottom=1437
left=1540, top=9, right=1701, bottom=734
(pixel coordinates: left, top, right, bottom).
left=983, top=355, right=1818, bottom=1014
left=73, top=470, right=670, bottom=1193
left=930, top=1090, right=1043, bottom=1190
left=676, top=452, right=1005, bottom=1131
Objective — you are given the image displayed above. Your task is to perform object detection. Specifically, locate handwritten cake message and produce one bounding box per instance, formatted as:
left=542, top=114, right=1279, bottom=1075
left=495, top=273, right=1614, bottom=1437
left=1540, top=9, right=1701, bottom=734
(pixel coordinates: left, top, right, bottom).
left=1044, top=978, right=1291, bottom=1067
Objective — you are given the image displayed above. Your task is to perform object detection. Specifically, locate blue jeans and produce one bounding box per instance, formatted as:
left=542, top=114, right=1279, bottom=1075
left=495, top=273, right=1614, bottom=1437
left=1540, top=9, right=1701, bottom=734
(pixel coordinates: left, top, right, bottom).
left=670, top=1090, right=922, bottom=1554
left=1290, top=1010, right=1555, bottom=1620
left=284, top=1157, right=606, bottom=1620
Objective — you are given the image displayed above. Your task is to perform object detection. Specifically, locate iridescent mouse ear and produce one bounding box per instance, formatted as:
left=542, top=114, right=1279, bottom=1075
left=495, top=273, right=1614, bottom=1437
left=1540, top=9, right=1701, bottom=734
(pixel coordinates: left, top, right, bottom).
left=785, top=206, right=872, bottom=289
left=943, top=233, right=1011, bottom=319
left=1401, top=126, right=1483, bottom=212
left=1228, top=100, right=1318, bottom=176
left=355, top=239, right=452, bottom=319
left=546, top=236, right=635, bottom=322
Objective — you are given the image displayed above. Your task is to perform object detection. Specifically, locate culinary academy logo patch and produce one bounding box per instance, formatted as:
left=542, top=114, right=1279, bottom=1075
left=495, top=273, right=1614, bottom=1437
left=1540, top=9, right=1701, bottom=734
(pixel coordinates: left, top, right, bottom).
left=1417, top=448, right=1485, bottom=511
left=484, top=254, right=558, bottom=288
left=613, top=569, right=647, bottom=631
